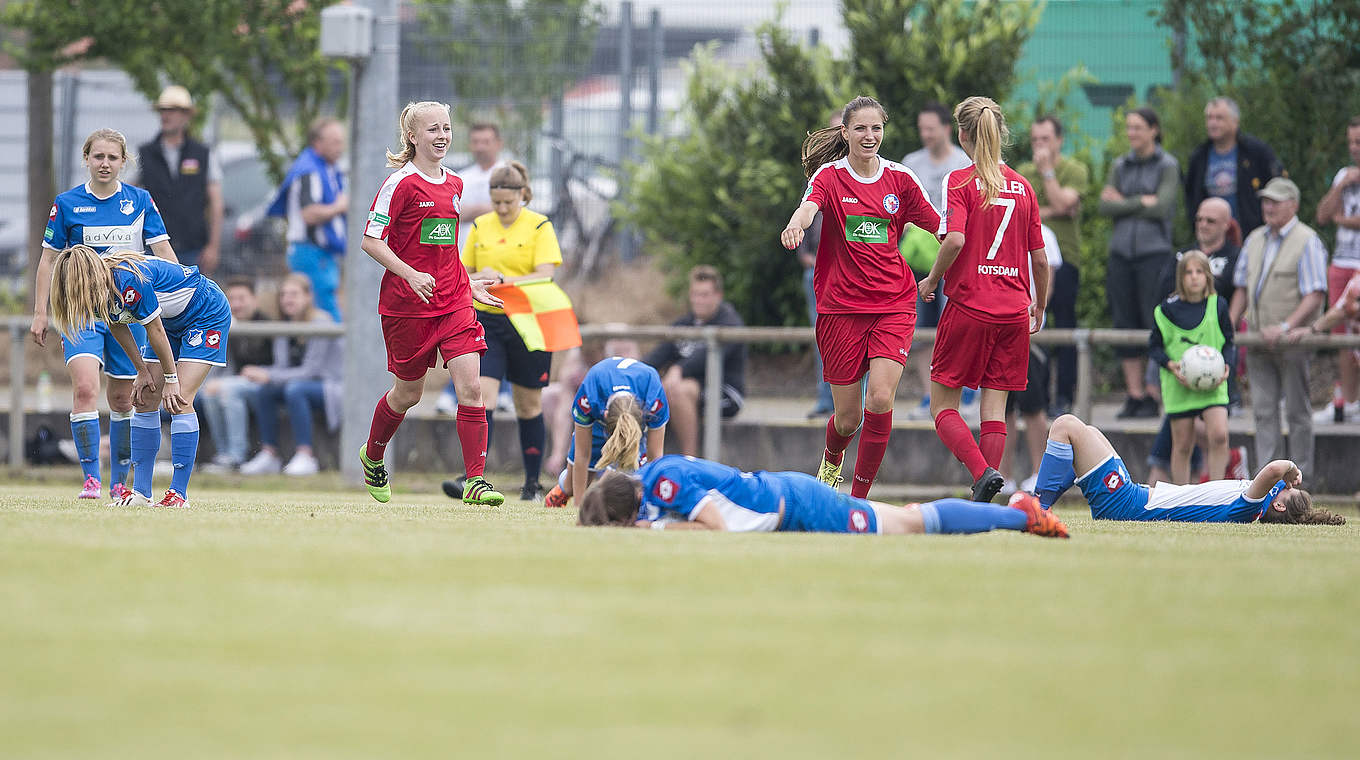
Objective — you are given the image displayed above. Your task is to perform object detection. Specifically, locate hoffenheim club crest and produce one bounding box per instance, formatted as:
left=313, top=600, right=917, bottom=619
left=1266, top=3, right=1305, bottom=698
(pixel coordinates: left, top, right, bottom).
left=883, top=193, right=900, bottom=214
left=119, top=198, right=135, bottom=215
left=187, top=329, right=204, bottom=347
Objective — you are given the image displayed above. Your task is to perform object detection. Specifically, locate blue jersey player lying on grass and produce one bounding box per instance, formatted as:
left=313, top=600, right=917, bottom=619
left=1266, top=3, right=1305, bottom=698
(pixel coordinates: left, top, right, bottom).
left=577, top=455, right=1069, bottom=538
left=1032, top=414, right=1345, bottom=524
left=48, top=245, right=232, bottom=509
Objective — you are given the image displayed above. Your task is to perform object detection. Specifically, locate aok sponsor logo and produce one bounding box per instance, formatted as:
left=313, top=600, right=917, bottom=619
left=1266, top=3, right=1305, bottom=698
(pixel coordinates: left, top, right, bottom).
left=419, top=218, right=458, bottom=245
left=83, top=226, right=138, bottom=247
left=844, top=215, right=889, bottom=244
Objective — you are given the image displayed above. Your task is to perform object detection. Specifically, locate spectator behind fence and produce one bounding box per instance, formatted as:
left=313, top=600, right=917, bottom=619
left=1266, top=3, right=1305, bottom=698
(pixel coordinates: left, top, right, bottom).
left=901, top=101, right=973, bottom=420
left=1313, top=115, right=1360, bottom=424
left=1184, top=97, right=1284, bottom=238
left=1016, top=115, right=1088, bottom=416
left=1098, top=107, right=1180, bottom=419
left=643, top=266, right=747, bottom=456
left=136, top=85, right=223, bottom=272
left=1230, top=178, right=1327, bottom=479
left=239, top=274, right=345, bottom=476
left=199, top=277, right=275, bottom=472
left=269, top=118, right=348, bottom=322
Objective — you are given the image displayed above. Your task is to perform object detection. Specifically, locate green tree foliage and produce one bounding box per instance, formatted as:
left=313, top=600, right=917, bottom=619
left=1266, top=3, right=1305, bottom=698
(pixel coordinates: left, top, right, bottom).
left=411, top=0, right=604, bottom=159
left=2, top=0, right=345, bottom=182
left=623, top=1, right=1039, bottom=326
left=1155, top=0, right=1360, bottom=231
left=843, top=0, right=1041, bottom=159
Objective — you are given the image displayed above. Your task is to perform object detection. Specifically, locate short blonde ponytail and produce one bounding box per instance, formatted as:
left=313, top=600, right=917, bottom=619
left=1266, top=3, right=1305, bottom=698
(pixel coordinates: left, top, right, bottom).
left=953, top=96, right=1010, bottom=205
left=596, top=393, right=644, bottom=471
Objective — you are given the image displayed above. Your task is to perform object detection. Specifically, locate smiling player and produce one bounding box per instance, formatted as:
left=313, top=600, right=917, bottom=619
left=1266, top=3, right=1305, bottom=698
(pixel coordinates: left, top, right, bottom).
left=358, top=101, right=506, bottom=505
left=781, top=96, right=941, bottom=500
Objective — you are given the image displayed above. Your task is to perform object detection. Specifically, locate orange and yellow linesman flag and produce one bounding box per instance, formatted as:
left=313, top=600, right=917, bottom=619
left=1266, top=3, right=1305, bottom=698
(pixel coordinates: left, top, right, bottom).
left=488, top=277, right=582, bottom=353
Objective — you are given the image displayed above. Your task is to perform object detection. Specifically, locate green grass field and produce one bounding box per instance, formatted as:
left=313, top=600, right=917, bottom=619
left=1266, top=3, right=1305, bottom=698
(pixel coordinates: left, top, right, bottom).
left=2, top=475, right=1358, bottom=759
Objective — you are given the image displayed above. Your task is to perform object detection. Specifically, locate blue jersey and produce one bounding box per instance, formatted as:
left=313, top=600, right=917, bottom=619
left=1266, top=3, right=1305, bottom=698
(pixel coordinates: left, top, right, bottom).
left=108, top=257, right=228, bottom=336
left=572, top=357, right=669, bottom=455
left=636, top=456, right=785, bottom=530
left=44, top=182, right=170, bottom=254
left=1078, top=455, right=1283, bottom=523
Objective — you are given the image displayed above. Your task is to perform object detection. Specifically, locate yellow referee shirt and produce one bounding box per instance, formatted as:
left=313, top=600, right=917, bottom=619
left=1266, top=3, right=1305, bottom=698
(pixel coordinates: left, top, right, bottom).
left=461, top=208, right=563, bottom=313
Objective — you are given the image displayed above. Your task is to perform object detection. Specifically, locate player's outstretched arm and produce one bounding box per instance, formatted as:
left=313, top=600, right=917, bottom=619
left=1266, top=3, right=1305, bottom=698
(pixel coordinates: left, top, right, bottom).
left=781, top=200, right=819, bottom=250
left=1246, top=460, right=1301, bottom=500
left=919, top=231, right=964, bottom=301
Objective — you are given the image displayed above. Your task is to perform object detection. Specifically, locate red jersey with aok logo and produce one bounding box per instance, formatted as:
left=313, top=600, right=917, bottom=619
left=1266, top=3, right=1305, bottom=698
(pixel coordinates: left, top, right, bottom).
left=365, top=163, right=471, bottom=318
left=937, top=163, right=1044, bottom=323
left=802, top=158, right=940, bottom=314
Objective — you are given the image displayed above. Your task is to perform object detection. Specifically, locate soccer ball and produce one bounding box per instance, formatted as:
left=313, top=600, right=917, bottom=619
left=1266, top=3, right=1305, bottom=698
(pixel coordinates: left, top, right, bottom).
left=1180, top=344, right=1226, bottom=391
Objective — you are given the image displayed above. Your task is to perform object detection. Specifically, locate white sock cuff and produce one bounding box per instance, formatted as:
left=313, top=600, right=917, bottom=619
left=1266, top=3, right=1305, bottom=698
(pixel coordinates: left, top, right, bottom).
left=70, top=410, right=99, bottom=423
left=110, top=410, right=133, bottom=422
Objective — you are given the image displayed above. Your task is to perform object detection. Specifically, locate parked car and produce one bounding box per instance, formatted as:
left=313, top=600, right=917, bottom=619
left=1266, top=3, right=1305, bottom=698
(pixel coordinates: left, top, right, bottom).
left=216, top=141, right=287, bottom=279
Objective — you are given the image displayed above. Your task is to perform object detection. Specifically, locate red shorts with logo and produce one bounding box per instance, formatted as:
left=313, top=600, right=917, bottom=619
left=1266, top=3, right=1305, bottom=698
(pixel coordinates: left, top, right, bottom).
left=931, top=303, right=1030, bottom=391
left=381, top=306, right=486, bottom=382
left=816, top=311, right=915, bottom=386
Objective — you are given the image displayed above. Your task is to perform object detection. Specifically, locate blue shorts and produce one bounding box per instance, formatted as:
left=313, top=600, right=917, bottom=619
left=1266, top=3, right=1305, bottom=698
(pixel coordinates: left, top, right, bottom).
left=774, top=472, right=880, bottom=534
left=1076, top=455, right=1150, bottom=520
left=62, top=321, right=148, bottom=379
left=144, top=310, right=232, bottom=367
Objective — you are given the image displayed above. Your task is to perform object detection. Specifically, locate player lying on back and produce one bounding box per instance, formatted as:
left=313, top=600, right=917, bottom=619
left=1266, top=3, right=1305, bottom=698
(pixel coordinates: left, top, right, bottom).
left=1030, top=413, right=1345, bottom=524
left=48, top=245, right=232, bottom=508
left=544, top=356, right=668, bottom=508
left=578, top=455, right=1069, bottom=538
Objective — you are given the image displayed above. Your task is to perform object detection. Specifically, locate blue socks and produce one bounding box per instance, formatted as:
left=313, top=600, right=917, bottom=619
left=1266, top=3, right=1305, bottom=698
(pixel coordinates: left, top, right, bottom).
left=130, top=411, right=161, bottom=498
left=70, top=411, right=101, bottom=481
left=1036, top=439, right=1076, bottom=510
left=918, top=498, right=1029, bottom=534
left=110, top=410, right=132, bottom=488
left=169, top=413, right=200, bottom=497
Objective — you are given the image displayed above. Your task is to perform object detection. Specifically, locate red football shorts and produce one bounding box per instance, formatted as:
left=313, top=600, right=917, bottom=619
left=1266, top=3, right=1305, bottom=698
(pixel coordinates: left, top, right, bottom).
left=930, top=303, right=1030, bottom=391
left=381, top=307, right=487, bottom=382
left=816, top=311, right=916, bottom=386
left=1327, top=264, right=1359, bottom=335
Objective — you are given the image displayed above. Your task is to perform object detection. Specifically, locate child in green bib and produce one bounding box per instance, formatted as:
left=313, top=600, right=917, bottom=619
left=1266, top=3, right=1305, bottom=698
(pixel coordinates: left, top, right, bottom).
left=1149, top=250, right=1234, bottom=484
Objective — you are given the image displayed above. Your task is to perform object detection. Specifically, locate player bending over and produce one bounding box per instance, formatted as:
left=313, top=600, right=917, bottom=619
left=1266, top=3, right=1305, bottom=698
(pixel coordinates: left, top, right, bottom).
left=1031, top=414, right=1345, bottom=524
left=579, top=455, right=1069, bottom=538
left=544, top=356, right=668, bottom=508
left=48, top=245, right=231, bottom=508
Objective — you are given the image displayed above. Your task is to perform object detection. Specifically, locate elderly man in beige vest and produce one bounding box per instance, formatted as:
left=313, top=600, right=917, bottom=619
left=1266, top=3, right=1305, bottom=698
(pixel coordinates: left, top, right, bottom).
left=1229, top=177, right=1329, bottom=478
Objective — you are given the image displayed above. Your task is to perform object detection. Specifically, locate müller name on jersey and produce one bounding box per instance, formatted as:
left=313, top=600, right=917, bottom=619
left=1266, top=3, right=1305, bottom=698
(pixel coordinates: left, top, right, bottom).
left=974, top=177, right=1029, bottom=196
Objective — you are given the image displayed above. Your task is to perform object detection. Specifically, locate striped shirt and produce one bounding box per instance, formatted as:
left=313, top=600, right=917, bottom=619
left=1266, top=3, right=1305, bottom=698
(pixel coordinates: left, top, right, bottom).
left=1233, top=217, right=1329, bottom=299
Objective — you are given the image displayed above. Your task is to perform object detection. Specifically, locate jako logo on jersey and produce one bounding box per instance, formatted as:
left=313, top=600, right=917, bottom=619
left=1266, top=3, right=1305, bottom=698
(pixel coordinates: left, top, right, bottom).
left=883, top=193, right=900, bottom=214
left=977, top=264, right=1020, bottom=277
left=840, top=196, right=860, bottom=204
left=205, top=330, right=221, bottom=348
left=83, top=226, right=137, bottom=248
left=187, top=329, right=204, bottom=347
left=652, top=477, right=678, bottom=504
left=848, top=509, right=870, bottom=533
left=122, top=286, right=140, bottom=306
left=845, top=215, right=889, bottom=244
left=1104, top=471, right=1123, bottom=492
left=420, top=218, right=457, bottom=244
left=119, top=199, right=135, bottom=215
left=417, top=201, right=435, bottom=208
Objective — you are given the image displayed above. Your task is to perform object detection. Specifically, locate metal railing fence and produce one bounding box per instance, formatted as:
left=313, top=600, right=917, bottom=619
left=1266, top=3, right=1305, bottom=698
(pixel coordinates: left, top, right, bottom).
left=8, top=314, right=1360, bottom=468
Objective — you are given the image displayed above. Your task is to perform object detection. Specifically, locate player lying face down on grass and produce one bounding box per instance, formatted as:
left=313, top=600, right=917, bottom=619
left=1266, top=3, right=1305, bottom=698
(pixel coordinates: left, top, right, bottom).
left=780, top=96, right=941, bottom=500
left=48, top=245, right=232, bottom=509
left=578, top=455, right=1069, bottom=538
left=1031, top=414, right=1345, bottom=524
left=544, top=356, right=668, bottom=508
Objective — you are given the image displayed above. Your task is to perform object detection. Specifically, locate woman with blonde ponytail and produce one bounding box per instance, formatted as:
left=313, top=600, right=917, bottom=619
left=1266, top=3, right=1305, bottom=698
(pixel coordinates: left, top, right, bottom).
left=359, top=101, right=508, bottom=506
left=779, top=96, right=941, bottom=501
left=544, top=356, right=669, bottom=509
left=917, top=96, right=1049, bottom=504
left=48, top=243, right=232, bottom=509
left=30, top=128, right=180, bottom=502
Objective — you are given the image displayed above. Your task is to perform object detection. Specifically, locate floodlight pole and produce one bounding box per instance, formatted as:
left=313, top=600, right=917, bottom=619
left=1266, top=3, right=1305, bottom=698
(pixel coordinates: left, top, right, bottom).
left=324, top=0, right=399, bottom=485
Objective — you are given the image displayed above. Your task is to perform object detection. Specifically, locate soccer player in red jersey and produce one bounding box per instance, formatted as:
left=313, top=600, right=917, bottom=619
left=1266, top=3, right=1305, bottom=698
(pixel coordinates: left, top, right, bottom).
left=781, top=96, right=941, bottom=498
left=917, top=96, right=1050, bottom=503
left=357, top=101, right=507, bottom=505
